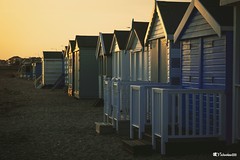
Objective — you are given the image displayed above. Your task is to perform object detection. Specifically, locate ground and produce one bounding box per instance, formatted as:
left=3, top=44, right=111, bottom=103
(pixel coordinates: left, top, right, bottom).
left=0, top=67, right=238, bottom=160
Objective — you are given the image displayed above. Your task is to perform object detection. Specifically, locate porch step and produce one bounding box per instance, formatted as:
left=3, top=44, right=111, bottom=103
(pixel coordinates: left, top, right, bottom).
left=155, top=137, right=226, bottom=155
left=122, top=139, right=153, bottom=155
left=95, top=122, right=114, bottom=135
left=145, top=124, right=152, bottom=134
left=117, top=120, right=130, bottom=138
left=143, top=133, right=152, bottom=142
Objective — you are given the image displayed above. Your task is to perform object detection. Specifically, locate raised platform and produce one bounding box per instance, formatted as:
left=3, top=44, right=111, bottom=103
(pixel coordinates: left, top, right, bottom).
left=122, top=139, right=152, bottom=155
left=116, top=120, right=130, bottom=137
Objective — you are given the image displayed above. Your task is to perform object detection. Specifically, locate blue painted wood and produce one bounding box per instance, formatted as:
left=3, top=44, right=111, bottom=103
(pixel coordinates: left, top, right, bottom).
left=181, top=10, right=216, bottom=40
left=150, top=13, right=165, bottom=39
left=202, top=35, right=227, bottom=89
left=181, top=38, right=201, bottom=88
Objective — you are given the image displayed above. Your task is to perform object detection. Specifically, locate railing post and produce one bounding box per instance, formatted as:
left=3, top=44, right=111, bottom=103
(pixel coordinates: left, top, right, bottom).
left=116, top=82, right=121, bottom=131
left=152, top=89, right=157, bottom=150
left=139, top=86, right=145, bottom=139
left=220, top=92, right=226, bottom=141
left=130, top=85, right=133, bottom=139
left=108, top=79, right=111, bottom=123
left=111, top=80, right=115, bottom=128
left=161, top=89, right=169, bottom=155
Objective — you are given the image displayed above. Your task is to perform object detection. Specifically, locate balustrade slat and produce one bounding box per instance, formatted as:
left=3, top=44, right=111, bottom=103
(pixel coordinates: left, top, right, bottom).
left=186, top=94, right=189, bottom=136
left=206, top=94, right=210, bottom=135
left=172, top=94, right=176, bottom=136
left=199, top=94, right=203, bottom=136
left=178, top=93, right=182, bottom=136
left=193, top=93, right=196, bottom=135
left=213, top=94, right=217, bottom=135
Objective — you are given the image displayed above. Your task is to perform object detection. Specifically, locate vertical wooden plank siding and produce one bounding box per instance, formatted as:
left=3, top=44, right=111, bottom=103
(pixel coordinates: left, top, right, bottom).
left=143, top=49, right=150, bottom=81
left=74, top=50, right=80, bottom=98
left=79, top=48, right=98, bottom=98
left=106, top=57, right=112, bottom=77
left=150, top=39, right=159, bottom=82
left=159, top=39, right=168, bottom=83
left=130, top=52, right=136, bottom=81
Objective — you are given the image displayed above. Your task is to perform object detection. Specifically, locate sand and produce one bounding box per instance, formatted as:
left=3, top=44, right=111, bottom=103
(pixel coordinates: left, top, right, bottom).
left=0, top=68, right=228, bottom=160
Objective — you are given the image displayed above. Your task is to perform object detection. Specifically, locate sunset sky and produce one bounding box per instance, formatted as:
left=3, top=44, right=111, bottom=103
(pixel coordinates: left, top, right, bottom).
left=0, top=0, right=190, bottom=60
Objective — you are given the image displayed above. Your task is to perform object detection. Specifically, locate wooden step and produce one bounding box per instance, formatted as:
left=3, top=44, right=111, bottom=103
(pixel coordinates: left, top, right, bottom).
left=122, top=139, right=153, bottom=155
left=154, top=137, right=226, bottom=155
left=145, top=124, right=152, bottom=134
left=117, top=120, right=130, bottom=137
left=95, top=122, right=114, bottom=135
left=142, top=132, right=152, bottom=142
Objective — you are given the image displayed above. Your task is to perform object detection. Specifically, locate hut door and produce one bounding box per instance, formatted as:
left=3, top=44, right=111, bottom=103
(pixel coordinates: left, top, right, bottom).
left=159, top=39, right=168, bottom=83
left=150, top=39, right=160, bottom=82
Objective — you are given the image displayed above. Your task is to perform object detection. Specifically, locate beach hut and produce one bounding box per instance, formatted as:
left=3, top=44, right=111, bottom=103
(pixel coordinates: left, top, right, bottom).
left=135, top=0, right=234, bottom=154
left=108, top=30, right=131, bottom=134
left=73, top=35, right=98, bottom=99
left=96, top=33, right=113, bottom=100
left=111, top=30, right=131, bottom=81
left=174, top=0, right=233, bottom=143
left=63, top=46, right=68, bottom=86
left=126, top=20, right=149, bottom=82
left=42, top=51, right=64, bottom=87
left=220, top=0, right=240, bottom=144
left=145, top=1, right=190, bottom=84
left=128, top=1, right=189, bottom=140
left=19, top=58, right=33, bottom=79
left=66, top=40, right=76, bottom=96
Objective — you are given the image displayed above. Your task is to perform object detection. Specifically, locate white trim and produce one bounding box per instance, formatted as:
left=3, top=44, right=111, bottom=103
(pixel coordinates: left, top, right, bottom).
left=174, top=0, right=222, bottom=42
left=174, top=1, right=195, bottom=42
left=195, top=0, right=221, bottom=37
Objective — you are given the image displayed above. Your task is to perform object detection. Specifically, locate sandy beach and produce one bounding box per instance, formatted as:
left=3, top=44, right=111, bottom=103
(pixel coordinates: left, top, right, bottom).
left=0, top=68, right=234, bottom=160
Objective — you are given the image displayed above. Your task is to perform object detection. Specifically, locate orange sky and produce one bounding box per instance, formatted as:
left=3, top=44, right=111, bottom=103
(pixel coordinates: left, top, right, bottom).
left=0, top=0, right=190, bottom=60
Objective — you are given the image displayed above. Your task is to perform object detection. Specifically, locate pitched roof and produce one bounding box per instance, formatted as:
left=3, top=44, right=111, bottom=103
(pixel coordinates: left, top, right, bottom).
left=43, top=51, right=63, bottom=59
left=157, top=1, right=190, bottom=35
left=96, top=33, right=114, bottom=58
left=102, top=33, right=114, bottom=55
left=145, top=1, right=189, bottom=41
left=174, top=0, right=233, bottom=41
left=113, top=30, right=130, bottom=50
left=132, top=21, right=149, bottom=46
left=75, top=35, right=98, bottom=50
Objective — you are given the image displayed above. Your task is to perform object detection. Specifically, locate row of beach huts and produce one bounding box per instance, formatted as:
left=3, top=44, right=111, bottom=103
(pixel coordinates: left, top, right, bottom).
left=27, top=0, right=239, bottom=155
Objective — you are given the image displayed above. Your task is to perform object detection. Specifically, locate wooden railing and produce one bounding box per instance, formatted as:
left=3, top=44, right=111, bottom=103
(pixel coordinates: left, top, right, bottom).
left=129, top=83, right=174, bottom=139
left=103, top=77, right=112, bottom=123
left=110, top=80, right=159, bottom=130
left=151, top=88, right=226, bottom=154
